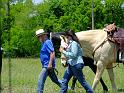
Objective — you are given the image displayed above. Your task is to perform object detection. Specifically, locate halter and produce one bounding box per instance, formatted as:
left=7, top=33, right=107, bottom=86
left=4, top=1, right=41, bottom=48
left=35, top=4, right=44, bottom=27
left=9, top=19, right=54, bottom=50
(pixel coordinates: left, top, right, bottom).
left=92, top=37, right=108, bottom=58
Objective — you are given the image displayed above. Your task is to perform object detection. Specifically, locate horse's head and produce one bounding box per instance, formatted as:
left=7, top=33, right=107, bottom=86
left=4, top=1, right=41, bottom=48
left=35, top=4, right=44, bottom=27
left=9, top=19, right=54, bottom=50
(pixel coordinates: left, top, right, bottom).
left=51, top=32, right=61, bottom=58
left=51, top=32, right=68, bottom=67
left=51, top=32, right=67, bottom=56
left=60, top=35, right=68, bottom=46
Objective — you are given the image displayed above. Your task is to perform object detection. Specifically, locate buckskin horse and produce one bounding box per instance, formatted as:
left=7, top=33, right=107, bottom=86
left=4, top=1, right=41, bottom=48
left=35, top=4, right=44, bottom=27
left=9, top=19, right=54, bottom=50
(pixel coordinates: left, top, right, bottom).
left=58, top=24, right=124, bottom=93
left=51, top=32, right=108, bottom=93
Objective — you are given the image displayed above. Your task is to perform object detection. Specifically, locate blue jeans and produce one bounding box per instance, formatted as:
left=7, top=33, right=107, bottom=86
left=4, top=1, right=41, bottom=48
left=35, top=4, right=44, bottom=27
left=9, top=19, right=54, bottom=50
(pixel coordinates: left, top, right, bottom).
left=59, top=63, right=94, bottom=93
left=37, top=68, right=61, bottom=93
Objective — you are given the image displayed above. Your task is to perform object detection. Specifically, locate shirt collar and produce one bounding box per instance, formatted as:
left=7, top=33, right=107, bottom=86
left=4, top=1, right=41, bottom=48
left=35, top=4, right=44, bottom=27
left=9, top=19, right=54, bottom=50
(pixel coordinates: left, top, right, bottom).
left=68, top=40, right=73, bottom=44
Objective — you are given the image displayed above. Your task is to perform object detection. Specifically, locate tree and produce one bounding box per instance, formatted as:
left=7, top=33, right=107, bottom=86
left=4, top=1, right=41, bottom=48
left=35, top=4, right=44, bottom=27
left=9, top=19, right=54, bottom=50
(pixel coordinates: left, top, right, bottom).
left=1, top=0, right=124, bottom=57
left=0, top=0, right=7, bottom=89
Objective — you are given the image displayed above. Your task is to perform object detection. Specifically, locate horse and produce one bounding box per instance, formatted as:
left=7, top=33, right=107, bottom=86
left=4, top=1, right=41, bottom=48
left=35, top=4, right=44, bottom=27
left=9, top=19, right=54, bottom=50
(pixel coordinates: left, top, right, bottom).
left=59, top=27, right=124, bottom=93
left=51, top=32, right=108, bottom=92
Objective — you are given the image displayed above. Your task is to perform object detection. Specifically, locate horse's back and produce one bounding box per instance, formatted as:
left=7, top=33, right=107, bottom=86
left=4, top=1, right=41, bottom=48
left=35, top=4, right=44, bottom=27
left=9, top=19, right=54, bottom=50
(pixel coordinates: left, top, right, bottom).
left=76, top=29, right=106, bottom=40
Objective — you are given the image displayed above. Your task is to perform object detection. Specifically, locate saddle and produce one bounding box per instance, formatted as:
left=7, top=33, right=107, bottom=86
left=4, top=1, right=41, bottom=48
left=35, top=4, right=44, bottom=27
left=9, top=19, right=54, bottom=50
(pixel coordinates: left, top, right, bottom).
left=113, top=28, right=124, bottom=51
left=104, top=23, right=124, bottom=62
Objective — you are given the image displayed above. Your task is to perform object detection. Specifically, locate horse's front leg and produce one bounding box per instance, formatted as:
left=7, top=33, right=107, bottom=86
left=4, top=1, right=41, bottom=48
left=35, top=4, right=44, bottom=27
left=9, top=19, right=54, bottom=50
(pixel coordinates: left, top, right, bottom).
left=92, top=60, right=105, bottom=91
left=71, top=76, right=77, bottom=90
left=83, top=56, right=108, bottom=92
left=88, top=63, right=108, bottom=93
left=107, top=64, right=117, bottom=93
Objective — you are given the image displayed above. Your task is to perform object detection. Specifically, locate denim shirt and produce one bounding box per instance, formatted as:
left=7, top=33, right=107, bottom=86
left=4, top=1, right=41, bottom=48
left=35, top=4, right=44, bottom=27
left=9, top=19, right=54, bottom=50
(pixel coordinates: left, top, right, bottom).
left=63, top=40, right=84, bottom=66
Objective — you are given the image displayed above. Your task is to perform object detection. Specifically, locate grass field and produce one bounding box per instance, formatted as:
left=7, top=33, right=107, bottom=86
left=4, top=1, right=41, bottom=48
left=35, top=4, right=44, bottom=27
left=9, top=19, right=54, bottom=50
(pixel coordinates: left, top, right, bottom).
left=1, top=58, right=124, bottom=93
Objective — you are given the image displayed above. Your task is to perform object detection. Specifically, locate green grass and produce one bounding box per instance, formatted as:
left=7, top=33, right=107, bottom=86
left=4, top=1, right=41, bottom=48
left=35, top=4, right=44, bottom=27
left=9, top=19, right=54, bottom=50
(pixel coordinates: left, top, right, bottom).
left=1, top=58, right=124, bottom=93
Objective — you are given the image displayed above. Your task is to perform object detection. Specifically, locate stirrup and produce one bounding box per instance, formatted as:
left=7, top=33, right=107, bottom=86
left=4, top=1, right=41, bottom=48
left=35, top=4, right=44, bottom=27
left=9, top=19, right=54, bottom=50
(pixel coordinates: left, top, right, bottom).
left=119, top=51, right=124, bottom=62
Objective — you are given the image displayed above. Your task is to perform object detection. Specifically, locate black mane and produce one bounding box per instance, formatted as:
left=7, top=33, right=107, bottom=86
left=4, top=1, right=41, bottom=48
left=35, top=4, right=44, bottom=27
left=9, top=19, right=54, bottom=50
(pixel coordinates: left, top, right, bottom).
left=51, top=32, right=65, bottom=58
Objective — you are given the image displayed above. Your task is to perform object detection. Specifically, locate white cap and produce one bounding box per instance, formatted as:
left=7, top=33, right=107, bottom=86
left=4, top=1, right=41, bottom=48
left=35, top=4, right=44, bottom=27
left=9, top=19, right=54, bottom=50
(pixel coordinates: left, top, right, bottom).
left=35, top=29, right=47, bottom=37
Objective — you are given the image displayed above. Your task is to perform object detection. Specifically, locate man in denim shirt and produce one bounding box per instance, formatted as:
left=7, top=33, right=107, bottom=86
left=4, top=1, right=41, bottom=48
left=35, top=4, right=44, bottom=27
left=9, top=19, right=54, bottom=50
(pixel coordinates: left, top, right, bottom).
left=59, top=29, right=94, bottom=93
left=36, top=29, right=61, bottom=93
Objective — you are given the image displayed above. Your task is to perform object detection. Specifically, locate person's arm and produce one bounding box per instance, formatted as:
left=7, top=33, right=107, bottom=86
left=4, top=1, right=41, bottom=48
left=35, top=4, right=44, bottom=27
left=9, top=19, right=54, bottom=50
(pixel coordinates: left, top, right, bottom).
left=48, top=51, right=55, bottom=69
left=45, top=40, right=55, bottom=69
left=63, top=41, right=78, bottom=58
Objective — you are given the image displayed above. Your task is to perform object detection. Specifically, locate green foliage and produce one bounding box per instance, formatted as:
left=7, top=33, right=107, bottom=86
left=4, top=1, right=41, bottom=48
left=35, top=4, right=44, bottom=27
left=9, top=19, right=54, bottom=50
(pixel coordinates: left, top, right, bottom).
left=1, top=0, right=124, bottom=57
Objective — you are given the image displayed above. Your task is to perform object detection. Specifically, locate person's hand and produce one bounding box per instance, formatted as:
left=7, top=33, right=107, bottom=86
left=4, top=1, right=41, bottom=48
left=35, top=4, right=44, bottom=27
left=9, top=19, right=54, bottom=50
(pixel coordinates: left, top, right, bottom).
left=61, top=41, right=68, bottom=48
left=59, top=47, right=64, bottom=53
left=48, top=64, right=52, bottom=70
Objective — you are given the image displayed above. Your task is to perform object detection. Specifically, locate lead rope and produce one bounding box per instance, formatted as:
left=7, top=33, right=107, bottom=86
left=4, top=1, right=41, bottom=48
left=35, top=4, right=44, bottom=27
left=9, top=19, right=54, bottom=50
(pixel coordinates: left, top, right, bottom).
left=92, top=37, right=108, bottom=58
left=50, top=32, right=52, bottom=41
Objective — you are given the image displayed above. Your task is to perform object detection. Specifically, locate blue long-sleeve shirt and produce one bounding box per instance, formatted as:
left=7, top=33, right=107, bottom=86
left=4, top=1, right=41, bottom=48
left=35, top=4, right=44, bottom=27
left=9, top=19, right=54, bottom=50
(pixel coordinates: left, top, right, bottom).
left=63, top=40, right=84, bottom=66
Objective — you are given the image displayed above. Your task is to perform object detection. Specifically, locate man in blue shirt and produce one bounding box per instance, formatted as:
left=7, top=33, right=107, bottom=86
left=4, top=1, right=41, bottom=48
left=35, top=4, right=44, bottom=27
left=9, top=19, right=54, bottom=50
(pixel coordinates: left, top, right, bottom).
left=36, top=29, right=61, bottom=93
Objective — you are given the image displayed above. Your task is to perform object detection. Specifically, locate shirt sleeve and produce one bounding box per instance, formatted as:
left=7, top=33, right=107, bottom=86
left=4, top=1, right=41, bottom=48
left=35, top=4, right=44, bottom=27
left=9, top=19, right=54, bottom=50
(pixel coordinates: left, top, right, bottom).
left=45, top=40, right=54, bottom=53
left=63, top=41, right=78, bottom=58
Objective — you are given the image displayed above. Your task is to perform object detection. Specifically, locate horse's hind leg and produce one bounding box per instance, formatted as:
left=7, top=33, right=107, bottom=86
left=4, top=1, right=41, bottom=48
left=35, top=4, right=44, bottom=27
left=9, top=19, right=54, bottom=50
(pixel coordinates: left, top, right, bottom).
left=92, top=60, right=105, bottom=91
left=107, top=64, right=117, bottom=93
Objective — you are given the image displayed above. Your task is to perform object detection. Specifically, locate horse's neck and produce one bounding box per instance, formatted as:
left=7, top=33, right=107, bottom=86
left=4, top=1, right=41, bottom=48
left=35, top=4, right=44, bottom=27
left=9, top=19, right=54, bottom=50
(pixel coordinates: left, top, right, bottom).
left=76, top=30, right=107, bottom=57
